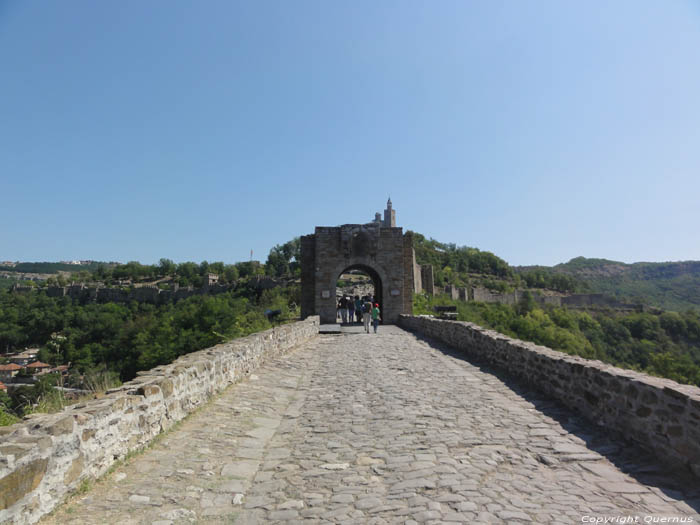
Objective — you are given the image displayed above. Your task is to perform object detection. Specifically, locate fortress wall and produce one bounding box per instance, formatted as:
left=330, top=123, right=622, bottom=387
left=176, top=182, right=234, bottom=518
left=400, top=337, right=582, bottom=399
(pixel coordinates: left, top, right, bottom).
left=542, top=295, right=562, bottom=307
left=471, top=286, right=508, bottom=304
left=403, top=235, right=418, bottom=313
left=445, top=285, right=459, bottom=300
left=420, top=265, right=434, bottom=295
left=399, top=315, right=700, bottom=479
left=411, top=244, right=422, bottom=295
left=0, top=316, right=320, bottom=525
left=300, top=235, right=316, bottom=319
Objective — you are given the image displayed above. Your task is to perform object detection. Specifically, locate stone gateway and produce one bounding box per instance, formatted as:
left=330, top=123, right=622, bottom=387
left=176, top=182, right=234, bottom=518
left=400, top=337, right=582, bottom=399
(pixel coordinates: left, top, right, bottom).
left=300, top=202, right=420, bottom=323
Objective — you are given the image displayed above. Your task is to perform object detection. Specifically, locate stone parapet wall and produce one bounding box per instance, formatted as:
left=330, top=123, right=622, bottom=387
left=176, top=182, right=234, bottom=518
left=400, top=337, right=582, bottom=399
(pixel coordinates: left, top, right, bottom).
left=467, top=286, right=642, bottom=311
left=398, top=315, right=700, bottom=478
left=0, top=317, right=320, bottom=525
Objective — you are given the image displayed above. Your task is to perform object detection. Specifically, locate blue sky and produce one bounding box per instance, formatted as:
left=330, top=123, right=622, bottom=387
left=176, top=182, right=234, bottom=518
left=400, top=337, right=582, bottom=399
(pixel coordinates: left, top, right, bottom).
left=2, top=1, right=699, bottom=266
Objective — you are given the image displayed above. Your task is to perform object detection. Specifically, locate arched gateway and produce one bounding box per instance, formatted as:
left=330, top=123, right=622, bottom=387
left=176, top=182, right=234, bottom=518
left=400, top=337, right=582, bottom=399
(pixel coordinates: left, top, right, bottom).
left=300, top=204, right=423, bottom=324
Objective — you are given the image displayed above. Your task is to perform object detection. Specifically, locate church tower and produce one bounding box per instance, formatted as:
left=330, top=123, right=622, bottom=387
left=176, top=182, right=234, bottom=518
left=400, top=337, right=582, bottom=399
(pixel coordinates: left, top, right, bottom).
left=383, top=198, right=396, bottom=227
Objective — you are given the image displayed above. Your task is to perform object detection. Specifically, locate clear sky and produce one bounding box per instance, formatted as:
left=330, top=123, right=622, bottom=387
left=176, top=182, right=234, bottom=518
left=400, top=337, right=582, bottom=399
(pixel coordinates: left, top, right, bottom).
left=2, top=1, right=699, bottom=267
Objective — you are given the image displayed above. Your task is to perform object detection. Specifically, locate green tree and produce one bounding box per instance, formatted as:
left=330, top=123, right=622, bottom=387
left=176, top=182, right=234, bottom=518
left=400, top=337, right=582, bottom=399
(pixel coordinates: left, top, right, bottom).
left=158, top=258, right=176, bottom=276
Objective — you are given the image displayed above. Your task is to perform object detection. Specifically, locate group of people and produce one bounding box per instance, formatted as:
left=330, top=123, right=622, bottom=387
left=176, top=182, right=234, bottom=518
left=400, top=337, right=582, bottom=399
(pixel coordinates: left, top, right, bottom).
left=337, top=295, right=381, bottom=333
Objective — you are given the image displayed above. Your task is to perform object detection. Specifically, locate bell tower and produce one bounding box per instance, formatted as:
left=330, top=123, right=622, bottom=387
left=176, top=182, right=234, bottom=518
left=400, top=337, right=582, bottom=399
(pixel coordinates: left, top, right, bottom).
left=383, top=198, right=396, bottom=228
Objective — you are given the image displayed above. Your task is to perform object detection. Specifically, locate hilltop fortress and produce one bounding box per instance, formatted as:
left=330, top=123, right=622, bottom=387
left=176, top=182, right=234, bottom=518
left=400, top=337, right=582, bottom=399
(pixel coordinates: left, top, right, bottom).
left=9, top=199, right=645, bottom=313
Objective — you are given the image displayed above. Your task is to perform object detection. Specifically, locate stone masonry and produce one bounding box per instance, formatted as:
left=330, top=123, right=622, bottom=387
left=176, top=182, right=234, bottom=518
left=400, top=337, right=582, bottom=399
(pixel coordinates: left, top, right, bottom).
left=0, top=317, right=319, bottom=525
left=301, top=224, right=417, bottom=323
left=399, top=315, right=700, bottom=480
left=37, top=326, right=700, bottom=524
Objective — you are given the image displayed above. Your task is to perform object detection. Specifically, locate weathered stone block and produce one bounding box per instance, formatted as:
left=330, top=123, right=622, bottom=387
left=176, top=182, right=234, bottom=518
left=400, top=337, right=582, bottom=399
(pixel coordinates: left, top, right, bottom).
left=641, top=389, right=658, bottom=405
left=663, top=386, right=688, bottom=402
left=64, top=453, right=84, bottom=485
left=137, top=385, right=161, bottom=398
left=47, top=416, right=74, bottom=436
left=110, top=397, right=128, bottom=412
left=155, top=378, right=174, bottom=398
left=635, top=406, right=652, bottom=418
left=666, top=425, right=684, bottom=438
left=0, top=445, right=33, bottom=461
left=13, top=436, right=52, bottom=451
left=665, top=403, right=686, bottom=416
left=0, top=457, right=48, bottom=510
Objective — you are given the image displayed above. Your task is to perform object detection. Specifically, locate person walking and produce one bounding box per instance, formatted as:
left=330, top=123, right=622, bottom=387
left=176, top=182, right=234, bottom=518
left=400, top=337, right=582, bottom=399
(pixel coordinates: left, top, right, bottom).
left=339, top=296, right=348, bottom=324
left=362, top=298, right=373, bottom=333
left=347, top=297, right=355, bottom=326
left=354, top=296, right=362, bottom=323
left=371, top=303, right=381, bottom=334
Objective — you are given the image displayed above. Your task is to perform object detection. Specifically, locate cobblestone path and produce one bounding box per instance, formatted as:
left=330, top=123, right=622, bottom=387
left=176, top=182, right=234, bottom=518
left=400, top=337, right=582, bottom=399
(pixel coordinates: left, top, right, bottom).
left=42, top=326, right=700, bottom=524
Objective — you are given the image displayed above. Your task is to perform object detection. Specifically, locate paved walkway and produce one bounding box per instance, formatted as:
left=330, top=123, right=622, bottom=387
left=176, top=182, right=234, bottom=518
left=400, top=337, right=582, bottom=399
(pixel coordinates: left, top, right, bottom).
left=42, top=326, right=700, bottom=524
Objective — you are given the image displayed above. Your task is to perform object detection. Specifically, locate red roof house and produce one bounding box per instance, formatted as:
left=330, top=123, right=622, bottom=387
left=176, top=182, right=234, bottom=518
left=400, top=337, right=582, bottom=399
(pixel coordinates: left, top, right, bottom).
left=26, top=361, right=51, bottom=374
left=0, top=363, right=22, bottom=380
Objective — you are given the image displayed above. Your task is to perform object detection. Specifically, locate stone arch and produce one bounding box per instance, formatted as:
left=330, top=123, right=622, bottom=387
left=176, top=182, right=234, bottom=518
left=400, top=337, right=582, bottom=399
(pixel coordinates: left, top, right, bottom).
left=331, top=260, right=388, bottom=322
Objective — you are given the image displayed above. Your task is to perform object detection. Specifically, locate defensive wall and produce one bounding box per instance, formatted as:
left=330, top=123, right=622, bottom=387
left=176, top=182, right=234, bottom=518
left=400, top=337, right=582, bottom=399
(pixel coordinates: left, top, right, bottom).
left=0, top=317, right=320, bottom=525
left=429, top=283, right=644, bottom=311
left=399, top=315, right=700, bottom=479
left=11, top=277, right=282, bottom=306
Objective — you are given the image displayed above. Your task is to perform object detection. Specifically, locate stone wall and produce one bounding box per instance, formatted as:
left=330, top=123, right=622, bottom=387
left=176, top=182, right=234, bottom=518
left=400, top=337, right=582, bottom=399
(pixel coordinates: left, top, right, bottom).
left=398, top=315, right=700, bottom=479
left=420, top=265, right=434, bottom=295
left=0, top=317, right=320, bottom=525
left=403, top=232, right=418, bottom=312
left=411, top=242, right=422, bottom=295
left=466, top=286, right=641, bottom=311
left=444, top=285, right=459, bottom=300
left=458, top=287, right=468, bottom=301
left=300, top=235, right=317, bottom=319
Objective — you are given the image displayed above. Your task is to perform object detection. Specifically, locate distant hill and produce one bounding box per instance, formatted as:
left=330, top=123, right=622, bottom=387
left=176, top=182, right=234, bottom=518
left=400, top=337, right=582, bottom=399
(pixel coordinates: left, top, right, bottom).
left=411, top=232, right=585, bottom=294
left=412, top=232, right=700, bottom=312
left=518, top=257, right=700, bottom=312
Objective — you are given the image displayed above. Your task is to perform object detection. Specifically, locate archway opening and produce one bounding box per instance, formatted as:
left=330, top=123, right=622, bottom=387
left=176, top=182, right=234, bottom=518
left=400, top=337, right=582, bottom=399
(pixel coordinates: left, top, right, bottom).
left=335, top=264, right=382, bottom=325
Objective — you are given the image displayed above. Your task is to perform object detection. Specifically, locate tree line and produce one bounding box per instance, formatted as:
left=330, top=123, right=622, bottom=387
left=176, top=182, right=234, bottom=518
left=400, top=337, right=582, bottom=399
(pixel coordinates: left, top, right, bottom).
left=414, top=293, right=700, bottom=387
left=0, top=282, right=300, bottom=423
left=411, top=232, right=584, bottom=293
left=17, top=239, right=302, bottom=288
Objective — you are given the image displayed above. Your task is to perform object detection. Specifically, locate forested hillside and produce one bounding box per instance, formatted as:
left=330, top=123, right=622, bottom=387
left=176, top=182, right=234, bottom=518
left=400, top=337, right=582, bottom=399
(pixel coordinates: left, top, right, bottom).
left=414, top=293, right=700, bottom=387
left=411, top=232, right=584, bottom=293
left=0, top=262, right=107, bottom=274
left=412, top=232, right=700, bottom=312
left=0, top=284, right=298, bottom=382
left=518, top=257, right=700, bottom=312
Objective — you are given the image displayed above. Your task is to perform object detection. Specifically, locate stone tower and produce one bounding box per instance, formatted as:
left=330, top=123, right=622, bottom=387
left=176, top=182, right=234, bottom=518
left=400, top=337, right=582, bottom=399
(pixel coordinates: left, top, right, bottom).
left=383, top=198, right=396, bottom=228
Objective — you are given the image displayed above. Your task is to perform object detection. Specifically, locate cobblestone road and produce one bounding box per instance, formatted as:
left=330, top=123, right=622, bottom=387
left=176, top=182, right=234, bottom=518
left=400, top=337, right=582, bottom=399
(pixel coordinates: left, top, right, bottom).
left=42, top=326, right=700, bottom=524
